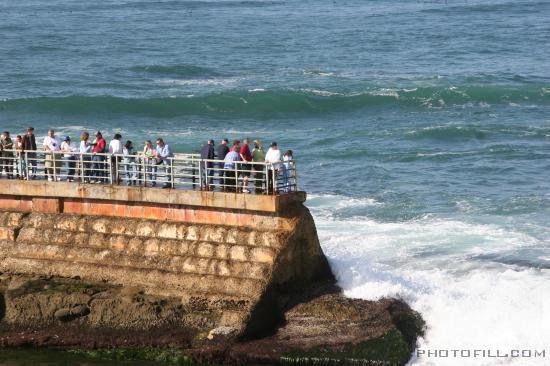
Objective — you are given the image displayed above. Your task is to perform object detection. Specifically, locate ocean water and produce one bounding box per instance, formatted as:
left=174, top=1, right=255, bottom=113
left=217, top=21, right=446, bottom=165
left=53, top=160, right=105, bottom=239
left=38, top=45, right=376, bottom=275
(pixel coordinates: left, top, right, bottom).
left=1, top=0, right=550, bottom=365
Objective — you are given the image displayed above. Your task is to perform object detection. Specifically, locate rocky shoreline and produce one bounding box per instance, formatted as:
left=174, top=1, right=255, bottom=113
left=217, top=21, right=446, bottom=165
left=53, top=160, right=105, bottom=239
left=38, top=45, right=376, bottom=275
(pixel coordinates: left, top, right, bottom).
left=0, top=274, right=424, bottom=365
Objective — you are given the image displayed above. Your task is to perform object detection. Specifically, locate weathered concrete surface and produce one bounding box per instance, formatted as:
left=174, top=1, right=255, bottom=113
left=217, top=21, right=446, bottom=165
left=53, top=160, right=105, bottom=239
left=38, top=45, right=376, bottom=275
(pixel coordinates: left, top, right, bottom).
left=0, top=180, right=305, bottom=213
left=0, top=192, right=332, bottom=337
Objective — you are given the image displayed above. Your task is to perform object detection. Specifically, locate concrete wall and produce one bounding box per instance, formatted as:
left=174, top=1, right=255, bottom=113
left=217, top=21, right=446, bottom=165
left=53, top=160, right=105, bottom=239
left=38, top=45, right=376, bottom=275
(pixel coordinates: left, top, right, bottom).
left=0, top=181, right=332, bottom=335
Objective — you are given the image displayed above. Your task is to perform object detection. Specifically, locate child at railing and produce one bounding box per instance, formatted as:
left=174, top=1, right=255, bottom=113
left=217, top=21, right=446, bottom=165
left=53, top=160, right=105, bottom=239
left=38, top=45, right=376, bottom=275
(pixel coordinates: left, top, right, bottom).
left=123, top=140, right=137, bottom=185
left=61, top=136, right=78, bottom=182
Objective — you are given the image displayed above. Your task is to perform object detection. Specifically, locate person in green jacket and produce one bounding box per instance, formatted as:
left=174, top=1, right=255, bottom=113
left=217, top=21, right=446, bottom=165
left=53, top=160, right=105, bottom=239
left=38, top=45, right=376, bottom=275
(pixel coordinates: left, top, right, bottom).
left=0, top=131, right=14, bottom=179
left=251, top=140, right=265, bottom=193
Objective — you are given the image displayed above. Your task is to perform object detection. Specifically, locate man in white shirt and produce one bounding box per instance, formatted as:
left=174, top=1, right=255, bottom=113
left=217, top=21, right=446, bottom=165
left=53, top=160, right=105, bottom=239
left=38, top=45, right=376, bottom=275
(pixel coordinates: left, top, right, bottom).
left=108, top=133, right=123, bottom=183
left=264, top=141, right=281, bottom=194
left=43, top=129, right=61, bottom=181
left=108, top=133, right=123, bottom=155
left=60, top=136, right=78, bottom=182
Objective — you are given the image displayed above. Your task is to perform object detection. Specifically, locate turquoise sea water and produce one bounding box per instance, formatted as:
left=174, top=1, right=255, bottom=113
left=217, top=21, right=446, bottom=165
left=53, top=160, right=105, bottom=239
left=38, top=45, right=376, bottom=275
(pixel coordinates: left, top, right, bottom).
left=1, top=0, right=550, bottom=365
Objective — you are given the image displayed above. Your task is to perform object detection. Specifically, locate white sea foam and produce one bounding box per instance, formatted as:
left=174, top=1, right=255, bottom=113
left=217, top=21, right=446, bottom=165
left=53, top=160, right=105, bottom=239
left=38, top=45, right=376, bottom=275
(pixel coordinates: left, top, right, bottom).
left=307, top=194, right=550, bottom=366
left=155, top=78, right=239, bottom=86
left=297, top=88, right=342, bottom=97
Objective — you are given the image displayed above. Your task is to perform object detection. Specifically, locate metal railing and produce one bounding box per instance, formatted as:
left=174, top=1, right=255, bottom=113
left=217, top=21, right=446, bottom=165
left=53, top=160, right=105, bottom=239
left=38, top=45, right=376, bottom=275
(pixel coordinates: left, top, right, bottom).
left=0, top=149, right=297, bottom=195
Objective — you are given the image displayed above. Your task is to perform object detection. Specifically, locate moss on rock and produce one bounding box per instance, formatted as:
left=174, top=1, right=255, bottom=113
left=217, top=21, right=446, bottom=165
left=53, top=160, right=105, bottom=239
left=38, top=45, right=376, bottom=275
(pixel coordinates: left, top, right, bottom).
left=282, top=329, right=411, bottom=366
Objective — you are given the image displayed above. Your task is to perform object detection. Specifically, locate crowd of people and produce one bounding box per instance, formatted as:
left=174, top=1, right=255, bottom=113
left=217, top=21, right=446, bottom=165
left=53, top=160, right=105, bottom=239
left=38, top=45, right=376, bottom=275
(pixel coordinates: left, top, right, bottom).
left=0, top=127, right=296, bottom=194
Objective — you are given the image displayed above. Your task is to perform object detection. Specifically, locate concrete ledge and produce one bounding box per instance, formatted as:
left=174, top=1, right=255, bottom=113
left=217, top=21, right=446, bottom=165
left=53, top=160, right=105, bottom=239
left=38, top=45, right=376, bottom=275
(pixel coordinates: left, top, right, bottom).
left=0, top=181, right=306, bottom=213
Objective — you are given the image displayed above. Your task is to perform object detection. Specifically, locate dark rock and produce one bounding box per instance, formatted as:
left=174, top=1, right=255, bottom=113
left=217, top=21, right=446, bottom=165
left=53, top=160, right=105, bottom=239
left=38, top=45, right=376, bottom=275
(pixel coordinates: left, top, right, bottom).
left=70, top=305, right=90, bottom=317
left=54, top=308, right=72, bottom=322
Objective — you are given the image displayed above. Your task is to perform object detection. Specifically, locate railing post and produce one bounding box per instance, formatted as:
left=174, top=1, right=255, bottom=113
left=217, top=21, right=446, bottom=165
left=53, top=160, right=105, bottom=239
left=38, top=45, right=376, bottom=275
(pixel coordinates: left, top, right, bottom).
left=142, top=157, right=146, bottom=187
left=80, top=153, right=84, bottom=182
left=272, top=166, right=276, bottom=195
left=107, top=154, right=112, bottom=184
left=234, top=164, right=238, bottom=193
left=52, top=152, right=57, bottom=181
left=294, top=160, right=298, bottom=192
left=25, top=151, right=29, bottom=180
left=198, top=159, right=203, bottom=191
left=170, top=158, right=175, bottom=188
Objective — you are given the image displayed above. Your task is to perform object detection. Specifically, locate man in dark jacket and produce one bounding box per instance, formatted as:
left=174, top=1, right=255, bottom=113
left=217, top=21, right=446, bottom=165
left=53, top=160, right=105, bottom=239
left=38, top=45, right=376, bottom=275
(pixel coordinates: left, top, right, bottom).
left=200, top=139, right=215, bottom=190
left=22, top=127, right=37, bottom=179
left=216, top=138, right=229, bottom=190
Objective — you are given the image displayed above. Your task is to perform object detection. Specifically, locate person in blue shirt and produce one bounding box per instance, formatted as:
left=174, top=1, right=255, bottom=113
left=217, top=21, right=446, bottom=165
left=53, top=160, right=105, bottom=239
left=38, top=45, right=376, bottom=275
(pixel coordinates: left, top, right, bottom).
left=153, top=138, right=173, bottom=188
left=200, top=139, right=215, bottom=190
left=223, top=140, right=241, bottom=192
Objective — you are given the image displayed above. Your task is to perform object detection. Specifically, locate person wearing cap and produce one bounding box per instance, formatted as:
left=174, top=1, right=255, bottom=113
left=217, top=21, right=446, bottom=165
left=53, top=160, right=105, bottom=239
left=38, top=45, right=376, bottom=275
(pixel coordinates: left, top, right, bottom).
left=22, top=127, right=37, bottom=179
left=43, top=129, right=61, bottom=181
left=216, top=138, right=229, bottom=189
left=61, top=136, right=78, bottom=182
left=264, top=141, right=281, bottom=194
left=91, top=131, right=106, bottom=183
left=251, top=140, right=265, bottom=193
left=0, top=131, right=14, bottom=179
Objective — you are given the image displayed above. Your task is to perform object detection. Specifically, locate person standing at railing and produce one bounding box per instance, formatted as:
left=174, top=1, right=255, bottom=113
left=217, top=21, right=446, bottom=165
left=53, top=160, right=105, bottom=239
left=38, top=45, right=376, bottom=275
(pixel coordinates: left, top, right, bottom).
left=22, top=127, right=37, bottom=180
left=143, top=140, right=155, bottom=186
left=264, top=141, right=281, bottom=194
left=79, top=132, right=93, bottom=183
left=216, top=138, right=229, bottom=190
left=0, top=131, right=14, bottom=179
left=90, top=131, right=107, bottom=184
left=154, top=138, right=173, bottom=189
left=200, top=139, right=215, bottom=190
left=15, top=135, right=25, bottom=180
left=239, top=138, right=253, bottom=193
left=108, top=133, right=123, bottom=184
left=122, top=140, right=137, bottom=185
left=282, top=150, right=294, bottom=193
left=223, top=140, right=241, bottom=192
left=43, top=129, right=61, bottom=181
left=251, top=140, right=265, bottom=194
left=60, top=136, right=78, bottom=182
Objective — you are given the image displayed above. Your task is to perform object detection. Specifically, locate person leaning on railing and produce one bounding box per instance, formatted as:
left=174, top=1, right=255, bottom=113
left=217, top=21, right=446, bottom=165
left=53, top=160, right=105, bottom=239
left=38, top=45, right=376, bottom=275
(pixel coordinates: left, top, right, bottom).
left=60, top=136, right=78, bottom=182
left=122, top=140, right=137, bottom=186
left=154, top=138, right=173, bottom=189
left=43, top=129, right=61, bottom=181
left=223, top=140, right=241, bottom=192
left=0, top=131, right=14, bottom=179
